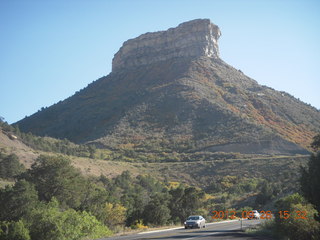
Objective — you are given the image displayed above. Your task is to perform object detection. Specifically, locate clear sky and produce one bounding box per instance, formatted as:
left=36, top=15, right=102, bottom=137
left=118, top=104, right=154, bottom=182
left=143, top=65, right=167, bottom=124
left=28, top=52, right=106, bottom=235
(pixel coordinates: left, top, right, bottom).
left=1, top=0, right=319, bottom=124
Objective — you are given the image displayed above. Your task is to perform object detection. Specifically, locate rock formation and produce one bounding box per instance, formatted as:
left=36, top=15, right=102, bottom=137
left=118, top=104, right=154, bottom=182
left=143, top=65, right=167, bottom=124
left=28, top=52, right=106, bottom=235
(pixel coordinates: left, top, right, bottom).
left=112, top=19, right=221, bottom=71
left=16, top=19, right=320, bottom=156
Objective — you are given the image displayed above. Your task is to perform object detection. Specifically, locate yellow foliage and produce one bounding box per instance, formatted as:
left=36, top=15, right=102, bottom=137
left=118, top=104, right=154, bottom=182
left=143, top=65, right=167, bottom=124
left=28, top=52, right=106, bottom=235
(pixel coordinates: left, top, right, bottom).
left=131, top=220, right=148, bottom=229
left=203, top=193, right=215, bottom=201
left=103, top=202, right=126, bottom=226
left=118, top=143, right=135, bottom=149
left=167, top=182, right=180, bottom=189
left=221, top=175, right=237, bottom=189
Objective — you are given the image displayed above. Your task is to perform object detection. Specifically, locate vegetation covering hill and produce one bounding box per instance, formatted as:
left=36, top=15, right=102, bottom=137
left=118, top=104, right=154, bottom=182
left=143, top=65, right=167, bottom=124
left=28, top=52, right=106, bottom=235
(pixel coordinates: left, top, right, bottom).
left=0, top=121, right=308, bottom=192
left=15, top=19, right=319, bottom=157
left=0, top=120, right=318, bottom=240
left=16, top=56, right=318, bottom=156
left=0, top=120, right=310, bottom=220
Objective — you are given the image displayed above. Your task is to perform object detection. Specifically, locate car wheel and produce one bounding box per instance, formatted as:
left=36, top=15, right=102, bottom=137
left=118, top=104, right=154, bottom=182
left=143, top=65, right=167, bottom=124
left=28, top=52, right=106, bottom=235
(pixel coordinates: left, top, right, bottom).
left=203, top=224, right=206, bottom=228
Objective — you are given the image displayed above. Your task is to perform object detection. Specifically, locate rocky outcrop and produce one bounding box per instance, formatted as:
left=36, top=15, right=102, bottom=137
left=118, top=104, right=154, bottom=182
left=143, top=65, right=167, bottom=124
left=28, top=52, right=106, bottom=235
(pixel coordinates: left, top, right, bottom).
left=17, top=19, right=320, bottom=155
left=112, top=19, right=221, bottom=71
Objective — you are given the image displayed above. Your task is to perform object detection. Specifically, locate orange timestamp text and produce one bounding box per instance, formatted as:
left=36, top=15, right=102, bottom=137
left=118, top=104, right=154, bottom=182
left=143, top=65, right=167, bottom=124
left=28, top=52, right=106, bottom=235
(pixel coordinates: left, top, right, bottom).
left=212, top=210, right=308, bottom=220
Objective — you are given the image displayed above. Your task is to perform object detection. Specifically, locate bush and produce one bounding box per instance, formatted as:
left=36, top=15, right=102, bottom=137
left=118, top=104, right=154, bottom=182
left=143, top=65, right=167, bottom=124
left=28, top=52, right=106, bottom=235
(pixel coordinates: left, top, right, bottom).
left=0, top=220, right=30, bottom=240
left=27, top=199, right=112, bottom=240
left=300, top=152, right=320, bottom=218
left=100, top=203, right=126, bottom=228
left=0, top=153, right=25, bottom=179
left=275, top=193, right=320, bottom=240
left=23, top=155, right=87, bottom=209
left=0, top=180, right=39, bottom=222
left=130, top=220, right=148, bottom=230
left=143, top=193, right=171, bottom=226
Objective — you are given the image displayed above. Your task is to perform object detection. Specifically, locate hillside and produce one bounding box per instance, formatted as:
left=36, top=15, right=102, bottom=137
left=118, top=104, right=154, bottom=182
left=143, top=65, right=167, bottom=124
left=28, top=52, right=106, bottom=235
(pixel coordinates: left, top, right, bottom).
left=0, top=120, right=311, bottom=237
left=0, top=128, right=37, bottom=168
left=16, top=19, right=320, bottom=156
left=0, top=123, right=308, bottom=197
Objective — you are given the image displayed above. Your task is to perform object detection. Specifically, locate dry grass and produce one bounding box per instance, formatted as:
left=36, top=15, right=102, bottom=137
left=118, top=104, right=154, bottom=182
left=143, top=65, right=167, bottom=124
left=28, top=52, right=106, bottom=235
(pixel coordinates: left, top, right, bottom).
left=0, top=130, right=38, bottom=168
left=0, top=179, right=14, bottom=188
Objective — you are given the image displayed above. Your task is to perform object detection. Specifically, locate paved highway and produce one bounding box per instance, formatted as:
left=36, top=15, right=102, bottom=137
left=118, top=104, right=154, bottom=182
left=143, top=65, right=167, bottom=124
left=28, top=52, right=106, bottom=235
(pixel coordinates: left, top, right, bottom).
left=99, top=219, right=271, bottom=240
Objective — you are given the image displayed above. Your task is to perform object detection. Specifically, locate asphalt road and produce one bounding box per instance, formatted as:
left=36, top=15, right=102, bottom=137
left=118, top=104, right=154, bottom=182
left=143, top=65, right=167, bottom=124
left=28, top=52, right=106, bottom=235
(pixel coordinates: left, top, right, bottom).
left=99, top=219, right=272, bottom=240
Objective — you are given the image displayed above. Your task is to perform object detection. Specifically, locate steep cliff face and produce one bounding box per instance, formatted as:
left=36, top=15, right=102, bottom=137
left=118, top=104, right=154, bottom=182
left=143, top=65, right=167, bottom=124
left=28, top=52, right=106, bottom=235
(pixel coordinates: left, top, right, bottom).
left=16, top=19, right=320, bottom=156
left=112, top=19, right=221, bottom=71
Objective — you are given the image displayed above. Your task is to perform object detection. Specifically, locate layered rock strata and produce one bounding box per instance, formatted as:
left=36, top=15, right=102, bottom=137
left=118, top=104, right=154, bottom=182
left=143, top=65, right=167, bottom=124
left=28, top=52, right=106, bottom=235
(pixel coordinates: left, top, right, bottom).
left=112, top=19, right=221, bottom=71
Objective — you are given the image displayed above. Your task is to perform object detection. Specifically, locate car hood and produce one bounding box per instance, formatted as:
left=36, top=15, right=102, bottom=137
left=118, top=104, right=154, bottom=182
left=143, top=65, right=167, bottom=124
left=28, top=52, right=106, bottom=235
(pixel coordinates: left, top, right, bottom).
left=186, top=220, right=198, bottom=223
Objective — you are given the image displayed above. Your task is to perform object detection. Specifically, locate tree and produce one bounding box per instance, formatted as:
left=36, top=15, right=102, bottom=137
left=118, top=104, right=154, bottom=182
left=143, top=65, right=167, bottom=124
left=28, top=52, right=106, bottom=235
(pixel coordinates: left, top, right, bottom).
left=114, top=170, right=132, bottom=190
left=27, top=198, right=112, bottom=240
left=79, top=182, right=110, bottom=220
left=22, top=155, right=87, bottom=209
left=275, top=193, right=320, bottom=240
left=205, top=180, right=222, bottom=193
left=300, top=152, right=320, bottom=220
left=0, top=180, right=39, bottom=222
left=88, top=145, right=96, bottom=159
left=137, top=174, right=164, bottom=193
left=168, top=186, right=185, bottom=222
left=143, top=192, right=171, bottom=226
left=0, top=220, right=30, bottom=240
left=311, top=133, right=320, bottom=152
left=255, top=181, right=273, bottom=205
left=169, top=186, right=204, bottom=223
left=123, top=187, right=149, bottom=226
left=100, top=203, right=126, bottom=228
left=0, top=153, right=25, bottom=179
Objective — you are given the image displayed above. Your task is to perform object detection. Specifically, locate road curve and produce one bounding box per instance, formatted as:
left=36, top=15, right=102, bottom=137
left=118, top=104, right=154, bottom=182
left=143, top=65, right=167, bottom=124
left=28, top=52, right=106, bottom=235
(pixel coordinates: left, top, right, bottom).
left=98, top=219, right=272, bottom=240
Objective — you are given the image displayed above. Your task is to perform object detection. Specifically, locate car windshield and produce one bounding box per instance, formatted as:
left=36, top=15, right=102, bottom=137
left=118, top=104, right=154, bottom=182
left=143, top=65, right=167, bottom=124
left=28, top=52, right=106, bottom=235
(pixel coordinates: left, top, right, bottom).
left=187, top=216, right=200, bottom=220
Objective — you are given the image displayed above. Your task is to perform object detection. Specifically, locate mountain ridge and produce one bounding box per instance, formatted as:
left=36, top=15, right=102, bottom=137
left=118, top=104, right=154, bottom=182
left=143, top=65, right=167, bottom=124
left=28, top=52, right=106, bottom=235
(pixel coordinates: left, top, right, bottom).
left=16, top=19, right=319, bottom=156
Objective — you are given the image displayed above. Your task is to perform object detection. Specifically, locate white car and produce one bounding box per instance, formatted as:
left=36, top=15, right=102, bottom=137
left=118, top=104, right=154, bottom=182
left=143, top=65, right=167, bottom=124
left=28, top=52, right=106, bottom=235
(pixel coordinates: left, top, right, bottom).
left=249, top=210, right=260, bottom=219
left=184, top=215, right=206, bottom=229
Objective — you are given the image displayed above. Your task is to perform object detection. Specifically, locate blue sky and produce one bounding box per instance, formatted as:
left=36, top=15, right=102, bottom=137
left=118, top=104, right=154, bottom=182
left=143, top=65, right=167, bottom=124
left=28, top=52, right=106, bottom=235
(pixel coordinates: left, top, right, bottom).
left=1, top=0, right=319, bottom=124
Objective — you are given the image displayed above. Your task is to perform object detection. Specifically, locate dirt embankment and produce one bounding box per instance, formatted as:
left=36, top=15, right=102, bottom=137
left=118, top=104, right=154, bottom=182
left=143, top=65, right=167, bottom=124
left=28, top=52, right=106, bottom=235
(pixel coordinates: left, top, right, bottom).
left=0, top=129, right=38, bottom=168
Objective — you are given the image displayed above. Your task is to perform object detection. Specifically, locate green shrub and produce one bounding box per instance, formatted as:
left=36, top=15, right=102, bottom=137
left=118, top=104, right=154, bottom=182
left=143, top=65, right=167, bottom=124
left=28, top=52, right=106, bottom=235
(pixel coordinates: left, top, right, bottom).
left=27, top=199, right=112, bottom=240
left=0, top=153, right=25, bottom=179
left=275, top=193, right=320, bottom=240
left=0, top=180, right=39, bottom=222
left=0, top=220, right=30, bottom=240
left=300, top=152, right=320, bottom=219
left=24, top=155, right=87, bottom=209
